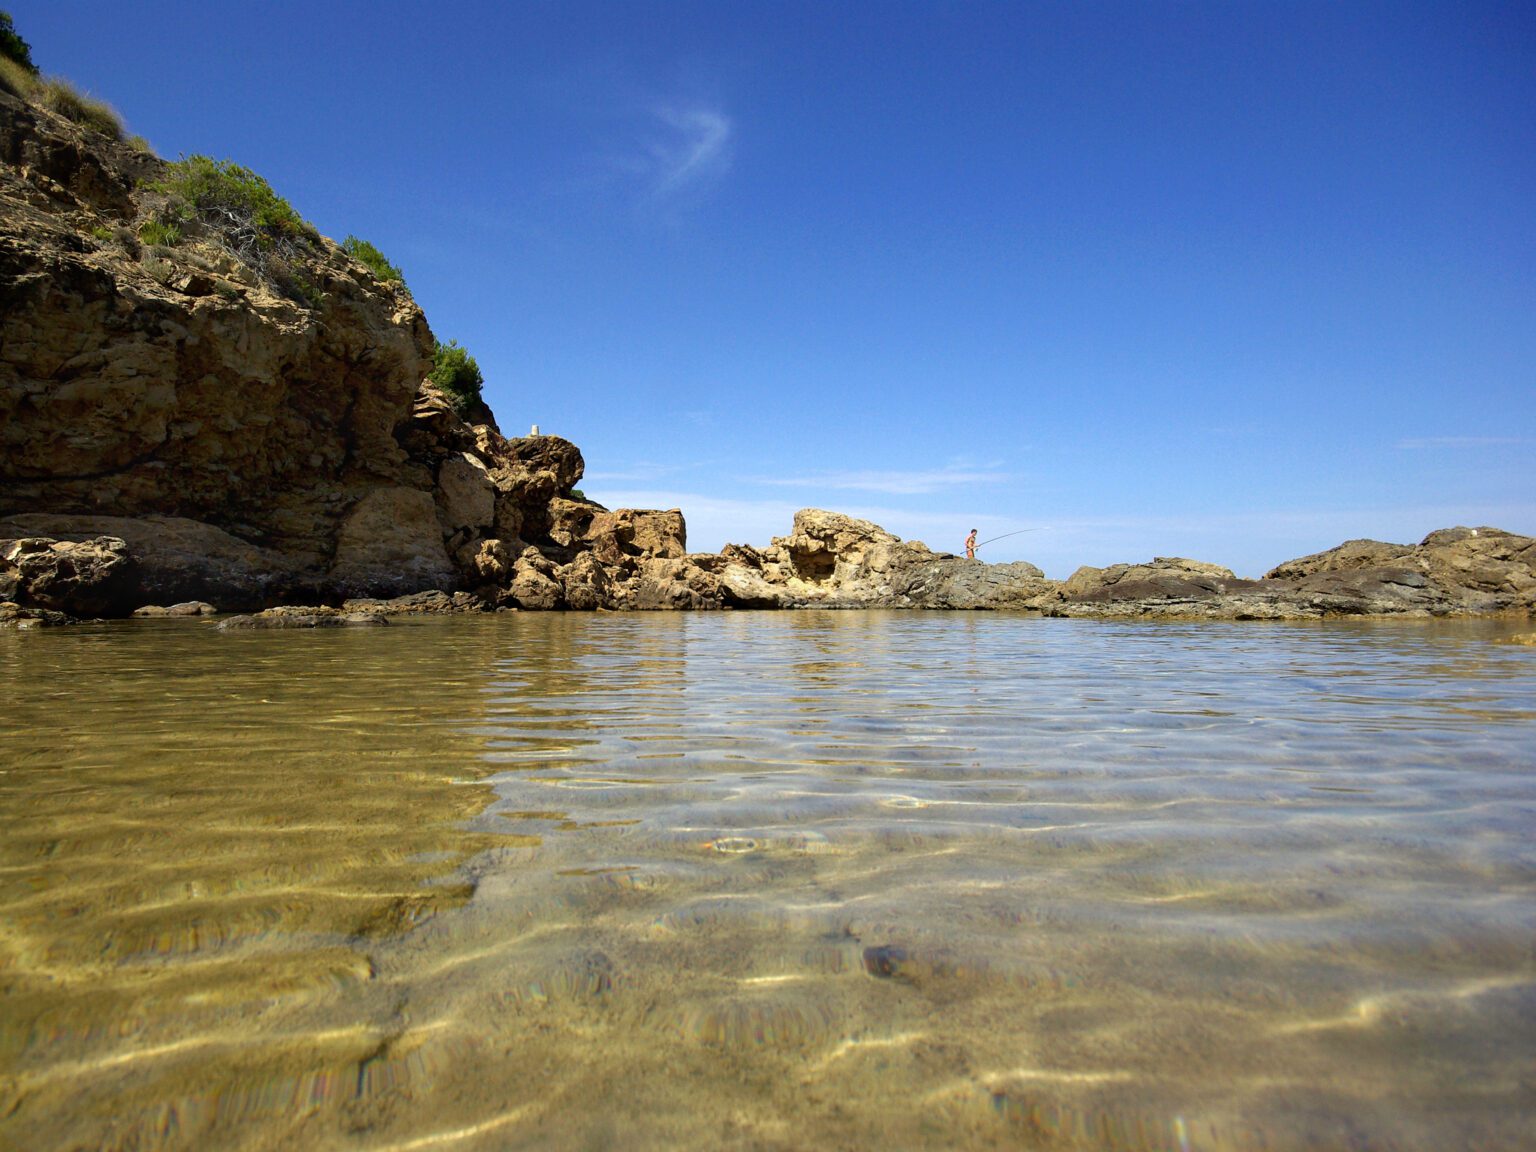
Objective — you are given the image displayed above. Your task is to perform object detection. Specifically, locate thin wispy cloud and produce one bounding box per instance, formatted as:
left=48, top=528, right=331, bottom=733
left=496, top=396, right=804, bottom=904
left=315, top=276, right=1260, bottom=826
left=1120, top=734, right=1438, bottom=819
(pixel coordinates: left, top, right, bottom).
left=632, top=104, right=732, bottom=200
left=1396, top=436, right=1534, bottom=450
left=751, top=465, right=1010, bottom=496
left=586, top=98, right=734, bottom=210
left=584, top=461, right=694, bottom=484
left=608, top=102, right=734, bottom=205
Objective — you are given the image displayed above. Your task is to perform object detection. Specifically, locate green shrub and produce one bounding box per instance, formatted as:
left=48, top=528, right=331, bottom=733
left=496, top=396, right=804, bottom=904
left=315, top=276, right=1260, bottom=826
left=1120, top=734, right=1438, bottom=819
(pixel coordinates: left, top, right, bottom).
left=90, top=224, right=114, bottom=242
left=126, top=134, right=154, bottom=155
left=37, top=76, right=123, bottom=139
left=138, top=219, right=181, bottom=247
left=342, top=235, right=407, bottom=290
left=429, top=340, right=484, bottom=413
left=153, top=156, right=315, bottom=245
left=0, top=11, right=37, bottom=74
left=147, top=155, right=319, bottom=292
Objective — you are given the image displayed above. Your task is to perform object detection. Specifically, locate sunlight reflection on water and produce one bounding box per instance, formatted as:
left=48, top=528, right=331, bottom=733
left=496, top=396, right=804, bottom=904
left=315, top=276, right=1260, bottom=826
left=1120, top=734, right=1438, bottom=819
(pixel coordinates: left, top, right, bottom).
left=1, top=612, right=1533, bottom=1150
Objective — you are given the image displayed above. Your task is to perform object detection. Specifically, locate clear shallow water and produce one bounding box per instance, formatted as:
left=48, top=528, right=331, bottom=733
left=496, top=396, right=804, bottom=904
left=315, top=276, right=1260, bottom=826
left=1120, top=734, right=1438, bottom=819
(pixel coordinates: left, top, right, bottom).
left=1, top=612, right=1533, bottom=1150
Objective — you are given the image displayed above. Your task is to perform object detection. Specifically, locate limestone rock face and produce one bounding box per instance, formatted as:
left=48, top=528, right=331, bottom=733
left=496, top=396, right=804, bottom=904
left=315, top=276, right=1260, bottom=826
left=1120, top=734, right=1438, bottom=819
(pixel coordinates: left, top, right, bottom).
left=0, top=89, right=439, bottom=602
left=436, top=453, right=497, bottom=537
left=330, top=488, right=457, bottom=597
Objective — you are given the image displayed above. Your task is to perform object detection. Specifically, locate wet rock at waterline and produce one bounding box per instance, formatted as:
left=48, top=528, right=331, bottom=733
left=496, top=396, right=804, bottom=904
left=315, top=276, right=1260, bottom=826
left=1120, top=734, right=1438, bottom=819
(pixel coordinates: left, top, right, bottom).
left=131, top=601, right=218, bottom=617
left=0, top=534, right=138, bottom=616
left=0, top=601, right=79, bottom=628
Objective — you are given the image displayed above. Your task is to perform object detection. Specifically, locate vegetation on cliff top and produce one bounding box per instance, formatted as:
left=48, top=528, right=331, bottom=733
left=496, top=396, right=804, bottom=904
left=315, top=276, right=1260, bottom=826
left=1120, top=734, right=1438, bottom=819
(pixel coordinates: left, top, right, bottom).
left=149, top=155, right=318, bottom=252
left=1, top=10, right=36, bottom=74
left=6, top=10, right=486, bottom=407
left=141, top=155, right=323, bottom=302
left=429, top=340, right=484, bottom=414
left=342, top=235, right=408, bottom=292
left=3, top=12, right=126, bottom=140
left=36, top=77, right=124, bottom=140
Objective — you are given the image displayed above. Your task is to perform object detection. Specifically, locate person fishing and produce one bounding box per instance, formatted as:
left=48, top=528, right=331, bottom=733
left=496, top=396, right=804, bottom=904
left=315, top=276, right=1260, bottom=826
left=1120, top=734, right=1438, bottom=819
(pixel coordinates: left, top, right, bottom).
left=968, top=526, right=1046, bottom=558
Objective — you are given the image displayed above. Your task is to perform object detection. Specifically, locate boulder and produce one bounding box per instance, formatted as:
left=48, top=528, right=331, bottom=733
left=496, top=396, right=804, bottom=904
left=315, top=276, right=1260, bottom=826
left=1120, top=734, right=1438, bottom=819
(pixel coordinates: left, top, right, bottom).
left=627, top=557, right=724, bottom=611
left=0, top=600, right=79, bottom=628
left=772, top=510, right=900, bottom=583
left=0, top=533, right=137, bottom=615
left=461, top=538, right=515, bottom=587
left=1257, top=527, right=1536, bottom=618
left=1060, top=557, right=1241, bottom=604
left=508, top=552, right=564, bottom=610
left=559, top=552, right=612, bottom=611
left=1266, top=539, right=1415, bottom=579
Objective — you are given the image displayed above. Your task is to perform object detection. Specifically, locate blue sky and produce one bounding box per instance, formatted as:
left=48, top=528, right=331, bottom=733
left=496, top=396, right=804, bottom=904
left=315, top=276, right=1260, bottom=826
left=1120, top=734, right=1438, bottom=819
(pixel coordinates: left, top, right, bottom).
left=15, top=1, right=1534, bottom=576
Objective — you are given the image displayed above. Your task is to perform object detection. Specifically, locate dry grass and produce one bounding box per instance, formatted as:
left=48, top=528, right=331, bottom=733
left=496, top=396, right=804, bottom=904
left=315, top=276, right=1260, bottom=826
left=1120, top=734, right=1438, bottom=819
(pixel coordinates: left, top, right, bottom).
left=0, top=54, right=37, bottom=98
left=36, top=75, right=124, bottom=140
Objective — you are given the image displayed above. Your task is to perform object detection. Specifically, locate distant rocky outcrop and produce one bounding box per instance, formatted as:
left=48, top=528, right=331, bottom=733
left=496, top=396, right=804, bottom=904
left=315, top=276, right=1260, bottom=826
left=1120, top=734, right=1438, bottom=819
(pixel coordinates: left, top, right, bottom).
left=689, top=514, right=1534, bottom=619
left=1042, top=526, right=1536, bottom=619
left=709, top=509, right=1052, bottom=610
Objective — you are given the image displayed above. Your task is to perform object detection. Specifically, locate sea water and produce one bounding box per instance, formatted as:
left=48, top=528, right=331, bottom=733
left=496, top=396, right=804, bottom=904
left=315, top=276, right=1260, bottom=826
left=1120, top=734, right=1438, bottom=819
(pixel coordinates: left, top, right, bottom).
left=2, top=612, right=1533, bottom=1150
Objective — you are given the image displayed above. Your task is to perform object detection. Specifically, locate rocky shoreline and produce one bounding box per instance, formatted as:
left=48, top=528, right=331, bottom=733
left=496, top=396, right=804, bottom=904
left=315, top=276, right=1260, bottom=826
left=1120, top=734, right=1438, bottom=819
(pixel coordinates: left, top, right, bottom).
left=3, top=83, right=1533, bottom=629
left=5, top=510, right=1534, bottom=627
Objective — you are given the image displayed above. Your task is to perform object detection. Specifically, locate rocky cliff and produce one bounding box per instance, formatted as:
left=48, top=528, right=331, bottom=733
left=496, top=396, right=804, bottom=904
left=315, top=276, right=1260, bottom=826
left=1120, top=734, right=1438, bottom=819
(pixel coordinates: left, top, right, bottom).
left=0, top=82, right=691, bottom=616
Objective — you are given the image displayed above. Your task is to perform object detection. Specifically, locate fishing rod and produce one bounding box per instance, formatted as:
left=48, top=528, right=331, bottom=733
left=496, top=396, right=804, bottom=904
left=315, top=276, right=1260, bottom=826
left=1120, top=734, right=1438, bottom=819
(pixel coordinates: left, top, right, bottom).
left=976, top=527, right=1046, bottom=550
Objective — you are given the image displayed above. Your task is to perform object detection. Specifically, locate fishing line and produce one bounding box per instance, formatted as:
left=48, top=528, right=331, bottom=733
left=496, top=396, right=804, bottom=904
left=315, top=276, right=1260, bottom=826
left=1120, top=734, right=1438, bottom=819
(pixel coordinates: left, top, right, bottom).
left=975, top=527, right=1047, bottom=549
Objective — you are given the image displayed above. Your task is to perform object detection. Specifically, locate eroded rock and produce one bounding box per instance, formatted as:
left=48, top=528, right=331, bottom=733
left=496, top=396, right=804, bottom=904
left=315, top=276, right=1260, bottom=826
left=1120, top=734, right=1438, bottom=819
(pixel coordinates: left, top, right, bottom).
left=1, top=534, right=137, bottom=615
